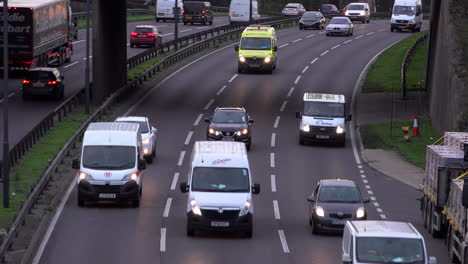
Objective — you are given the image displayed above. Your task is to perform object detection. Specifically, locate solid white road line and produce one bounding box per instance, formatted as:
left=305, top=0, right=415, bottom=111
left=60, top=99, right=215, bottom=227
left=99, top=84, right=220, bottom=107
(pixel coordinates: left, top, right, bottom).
left=344, top=39, right=353, bottom=44
left=274, top=116, right=280, bottom=128
left=273, top=200, right=281, bottom=219
left=160, top=228, right=167, bottom=252
left=310, top=58, right=319, bottom=64
left=278, top=230, right=290, bottom=253
left=180, top=29, right=192, bottom=32
left=271, top=133, right=276, bottom=147
left=72, top=40, right=86, bottom=44
left=302, top=66, right=309, bottom=74
left=194, top=114, right=204, bottom=126
left=320, top=50, right=329, bottom=56
left=217, top=85, right=227, bottom=95
left=271, top=175, right=277, bottom=192
left=287, top=87, right=294, bottom=97
left=280, top=101, right=287, bottom=112
left=161, top=33, right=174, bottom=36
left=177, top=151, right=186, bottom=166
left=306, top=34, right=315, bottom=38
left=373, top=202, right=380, bottom=207
left=331, top=44, right=341, bottom=49
left=376, top=208, right=383, bottom=213
left=279, top=43, right=289, bottom=48
left=270, top=153, right=275, bottom=168
left=204, top=98, right=215, bottom=110
left=292, top=38, right=302, bottom=43
left=170, top=172, right=180, bottom=190
left=196, top=26, right=208, bottom=29
left=228, top=74, right=238, bottom=83
left=294, top=75, right=301, bottom=84
left=64, top=61, right=80, bottom=69
left=184, top=131, right=194, bottom=145
left=163, top=198, right=173, bottom=217
left=380, top=214, right=387, bottom=219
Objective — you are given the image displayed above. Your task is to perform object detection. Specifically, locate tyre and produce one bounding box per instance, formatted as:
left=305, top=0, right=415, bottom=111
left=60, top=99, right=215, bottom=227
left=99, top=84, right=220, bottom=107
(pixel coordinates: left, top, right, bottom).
left=391, top=27, right=394, bottom=32
left=209, top=19, right=213, bottom=25
left=244, top=221, right=253, bottom=238
left=77, top=192, right=84, bottom=207
left=299, top=26, right=303, bottom=30
left=340, top=138, right=346, bottom=147
left=238, top=66, right=243, bottom=74
left=362, top=19, right=365, bottom=24
left=311, top=217, right=319, bottom=234
left=54, top=90, right=62, bottom=100
left=187, top=218, right=195, bottom=236
left=183, top=21, right=187, bottom=25
left=145, top=154, right=153, bottom=164
left=246, top=140, right=251, bottom=151
left=299, top=135, right=305, bottom=145
left=156, top=18, right=159, bottom=22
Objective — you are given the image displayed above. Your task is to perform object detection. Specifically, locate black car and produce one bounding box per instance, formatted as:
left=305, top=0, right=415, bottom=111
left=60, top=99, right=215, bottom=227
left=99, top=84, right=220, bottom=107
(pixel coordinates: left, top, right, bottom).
left=205, top=107, right=253, bottom=150
left=299, top=11, right=326, bottom=30
left=306, top=179, right=370, bottom=234
left=183, top=1, right=214, bottom=25
left=22, top=67, right=65, bottom=100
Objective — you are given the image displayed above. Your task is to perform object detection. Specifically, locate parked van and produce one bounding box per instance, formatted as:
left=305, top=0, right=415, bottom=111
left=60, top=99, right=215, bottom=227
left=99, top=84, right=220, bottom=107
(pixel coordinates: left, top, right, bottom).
left=229, top=0, right=260, bottom=24
left=179, top=141, right=260, bottom=237
left=72, top=122, right=147, bottom=207
left=391, top=0, right=422, bottom=32
left=342, top=220, right=437, bottom=264
left=156, top=0, right=184, bottom=22
left=295, top=93, right=352, bottom=146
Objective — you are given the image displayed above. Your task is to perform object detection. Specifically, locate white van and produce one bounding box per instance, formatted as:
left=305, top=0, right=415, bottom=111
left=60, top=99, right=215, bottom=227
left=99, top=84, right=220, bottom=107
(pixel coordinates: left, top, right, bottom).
left=179, top=141, right=260, bottom=237
left=391, top=0, right=422, bottom=32
left=345, top=2, right=371, bottom=23
left=342, top=220, right=437, bottom=264
left=295, top=93, right=352, bottom=146
left=156, top=0, right=184, bottom=22
left=229, top=0, right=260, bottom=24
left=72, top=122, right=147, bottom=207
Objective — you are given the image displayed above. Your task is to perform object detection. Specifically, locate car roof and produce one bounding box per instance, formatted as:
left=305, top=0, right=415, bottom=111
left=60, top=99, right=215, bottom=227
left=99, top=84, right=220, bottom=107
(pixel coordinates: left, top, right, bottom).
left=330, top=16, right=350, bottom=20
left=215, top=107, right=246, bottom=112
left=286, top=3, right=300, bottom=5
left=304, top=11, right=321, bottom=14
left=348, top=2, right=368, bottom=6
left=136, top=25, right=156, bottom=28
left=28, top=67, right=57, bottom=72
left=115, top=116, right=148, bottom=122
left=348, top=221, right=423, bottom=239
left=242, top=25, right=275, bottom=38
left=320, top=179, right=356, bottom=187
left=303, top=93, right=346, bottom=103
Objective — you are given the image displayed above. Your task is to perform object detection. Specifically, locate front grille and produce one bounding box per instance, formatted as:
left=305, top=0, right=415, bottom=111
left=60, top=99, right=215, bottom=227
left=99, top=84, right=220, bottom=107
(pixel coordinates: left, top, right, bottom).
left=333, top=27, right=341, bottom=30
left=201, top=209, right=240, bottom=220
left=396, top=20, right=409, bottom=23
left=246, top=57, right=263, bottom=64
left=93, top=185, right=122, bottom=193
left=221, top=131, right=236, bottom=137
left=329, top=213, right=353, bottom=219
left=310, top=126, right=335, bottom=133
left=349, top=13, right=360, bottom=15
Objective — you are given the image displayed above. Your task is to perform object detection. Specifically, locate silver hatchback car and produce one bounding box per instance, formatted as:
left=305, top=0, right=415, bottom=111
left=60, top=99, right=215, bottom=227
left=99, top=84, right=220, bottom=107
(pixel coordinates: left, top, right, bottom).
left=326, top=16, right=354, bottom=36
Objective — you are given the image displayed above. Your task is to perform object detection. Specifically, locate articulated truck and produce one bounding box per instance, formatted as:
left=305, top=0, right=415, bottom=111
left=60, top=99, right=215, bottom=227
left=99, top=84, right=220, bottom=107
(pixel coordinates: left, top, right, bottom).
left=0, top=0, right=75, bottom=71
left=420, top=132, right=468, bottom=263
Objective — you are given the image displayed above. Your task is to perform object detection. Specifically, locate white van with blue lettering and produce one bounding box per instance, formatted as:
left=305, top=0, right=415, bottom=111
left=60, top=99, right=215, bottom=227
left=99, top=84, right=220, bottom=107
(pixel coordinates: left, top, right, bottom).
left=296, top=93, right=352, bottom=146
left=179, top=141, right=260, bottom=237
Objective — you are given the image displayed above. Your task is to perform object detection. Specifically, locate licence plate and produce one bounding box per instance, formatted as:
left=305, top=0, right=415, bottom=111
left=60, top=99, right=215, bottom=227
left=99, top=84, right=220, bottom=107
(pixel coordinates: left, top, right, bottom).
left=186, top=16, right=192, bottom=19
left=232, top=14, right=239, bottom=17
left=333, top=219, right=346, bottom=225
left=211, top=221, right=229, bottom=227
left=139, top=34, right=146, bottom=37
left=316, top=135, right=329, bottom=139
left=33, top=83, right=45, bottom=87
left=222, top=137, right=235, bottom=141
left=158, top=13, right=165, bottom=16
left=99, top=193, right=116, bottom=199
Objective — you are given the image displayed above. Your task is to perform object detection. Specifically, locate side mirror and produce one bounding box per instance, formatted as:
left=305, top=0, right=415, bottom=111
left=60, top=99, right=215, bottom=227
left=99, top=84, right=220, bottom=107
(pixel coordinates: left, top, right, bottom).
left=296, top=112, right=301, bottom=119
left=234, top=45, right=239, bottom=51
left=249, top=119, right=254, bottom=124
left=306, top=196, right=315, bottom=203
left=252, top=183, right=260, bottom=194
left=151, top=127, right=158, bottom=133
left=346, top=114, right=352, bottom=121
left=180, top=182, right=189, bottom=193
left=462, top=181, right=468, bottom=207
left=342, top=253, right=352, bottom=264
left=60, top=76, right=65, bottom=80
left=138, top=159, right=147, bottom=170
left=365, top=8, right=369, bottom=11
left=428, top=256, right=437, bottom=264
left=273, top=46, right=278, bottom=52
left=362, top=197, right=371, bottom=203
left=72, top=158, right=80, bottom=169
left=204, top=118, right=210, bottom=123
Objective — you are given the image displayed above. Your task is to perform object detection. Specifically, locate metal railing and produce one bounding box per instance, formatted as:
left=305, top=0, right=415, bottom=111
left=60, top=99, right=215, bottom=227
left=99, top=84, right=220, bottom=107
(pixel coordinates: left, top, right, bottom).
left=72, top=8, right=154, bottom=20
left=401, top=32, right=428, bottom=97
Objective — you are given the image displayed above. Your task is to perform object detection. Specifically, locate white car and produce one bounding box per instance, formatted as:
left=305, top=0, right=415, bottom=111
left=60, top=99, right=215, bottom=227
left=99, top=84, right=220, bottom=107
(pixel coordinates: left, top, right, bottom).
left=326, top=16, right=354, bottom=36
left=281, top=3, right=306, bottom=16
left=115, top=116, right=158, bottom=163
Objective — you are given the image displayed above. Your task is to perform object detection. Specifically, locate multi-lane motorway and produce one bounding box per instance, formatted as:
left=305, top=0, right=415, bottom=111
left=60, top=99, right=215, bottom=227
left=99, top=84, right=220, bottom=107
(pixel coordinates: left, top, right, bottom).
left=30, top=20, right=451, bottom=263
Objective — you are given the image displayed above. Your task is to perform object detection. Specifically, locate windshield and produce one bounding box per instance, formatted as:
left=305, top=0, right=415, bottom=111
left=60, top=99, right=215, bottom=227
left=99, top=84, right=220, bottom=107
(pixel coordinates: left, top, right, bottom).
left=191, top=167, right=250, bottom=192
left=240, top=37, right=272, bottom=50
left=303, top=101, right=345, bottom=117
left=184, top=2, right=204, bottom=11
left=318, top=186, right=361, bottom=203
left=26, top=71, right=54, bottom=81
left=322, top=4, right=336, bottom=9
left=135, top=27, right=153, bottom=33
left=348, top=4, right=365, bottom=10
left=393, top=5, right=416, bottom=15
left=330, top=18, right=349, bottom=24
left=212, top=110, right=246, bottom=123
left=82, top=146, right=136, bottom=170
left=303, top=12, right=321, bottom=18
left=285, top=4, right=298, bottom=8
left=356, top=237, right=425, bottom=263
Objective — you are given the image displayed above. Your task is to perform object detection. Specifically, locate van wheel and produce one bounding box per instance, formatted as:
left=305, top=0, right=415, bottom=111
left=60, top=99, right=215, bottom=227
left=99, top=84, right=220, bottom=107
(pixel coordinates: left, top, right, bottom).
left=145, top=155, right=153, bottom=164
left=299, top=135, right=305, bottom=145
left=187, top=218, right=195, bottom=236
left=244, top=222, right=253, bottom=238
left=77, top=192, right=85, bottom=207
left=311, top=218, right=319, bottom=234
left=132, top=198, right=140, bottom=208
left=209, top=19, right=213, bottom=25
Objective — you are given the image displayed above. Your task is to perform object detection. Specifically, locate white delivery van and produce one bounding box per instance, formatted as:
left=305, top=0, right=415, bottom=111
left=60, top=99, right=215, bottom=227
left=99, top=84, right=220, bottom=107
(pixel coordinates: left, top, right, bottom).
left=156, top=0, right=184, bottom=22
left=391, top=0, right=422, bottom=32
left=229, top=0, right=260, bottom=24
left=296, top=93, right=352, bottom=146
left=342, top=220, right=437, bottom=264
left=179, top=141, right=260, bottom=237
left=72, top=122, right=147, bottom=207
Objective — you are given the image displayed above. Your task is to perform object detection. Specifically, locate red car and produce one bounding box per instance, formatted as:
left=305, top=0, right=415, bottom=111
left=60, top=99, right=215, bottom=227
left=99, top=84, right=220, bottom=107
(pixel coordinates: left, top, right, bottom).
left=130, top=25, right=163, bottom=48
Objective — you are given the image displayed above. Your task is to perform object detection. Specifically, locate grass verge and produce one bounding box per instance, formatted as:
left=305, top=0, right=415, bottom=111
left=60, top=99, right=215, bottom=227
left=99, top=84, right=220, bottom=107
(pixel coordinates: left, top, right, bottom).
left=362, top=31, right=427, bottom=93
left=128, top=55, right=167, bottom=81
left=360, top=119, right=441, bottom=168
left=0, top=111, right=88, bottom=228
left=406, top=42, right=428, bottom=90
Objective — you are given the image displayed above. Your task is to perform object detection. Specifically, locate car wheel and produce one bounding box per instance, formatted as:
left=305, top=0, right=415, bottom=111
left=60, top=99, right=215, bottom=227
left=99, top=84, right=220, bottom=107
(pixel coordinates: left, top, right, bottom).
left=210, top=19, right=213, bottom=25
left=238, top=66, right=243, bottom=74
left=311, top=217, right=319, bottom=234
left=391, top=27, right=394, bottom=32
left=54, top=90, right=62, bottom=100
left=187, top=217, right=195, bottom=236
left=326, top=33, right=329, bottom=36
left=77, top=192, right=85, bottom=207
left=246, top=141, right=251, bottom=151
left=152, top=143, right=156, bottom=158
left=362, top=19, right=365, bottom=24
left=132, top=192, right=141, bottom=207
left=244, top=221, right=253, bottom=238
left=145, top=154, right=154, bottom=164
left=299, top=26, right=303, bottom=30
left=299, top=135, right=305, bottom=145
left=183, top=21, right=187, bottom=25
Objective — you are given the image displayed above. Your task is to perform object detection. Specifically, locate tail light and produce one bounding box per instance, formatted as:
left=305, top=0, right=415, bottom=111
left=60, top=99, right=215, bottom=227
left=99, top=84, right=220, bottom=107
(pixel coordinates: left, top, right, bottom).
left=22, top=80, right=30, bottom=84
left=182, top=9, right=186, bottom=13
left=147, top=32, right=156, bottom=37
left=202, top=10, right=206, bottom=14
left=229, top=12, right=232, bottom=16
left=25, top=61, right=31, bottom=65
left=48, top=81, right=57, bottom=85
left=130, top=32, right=138, bottom=36
left=318, top=8, right=321, bottom=11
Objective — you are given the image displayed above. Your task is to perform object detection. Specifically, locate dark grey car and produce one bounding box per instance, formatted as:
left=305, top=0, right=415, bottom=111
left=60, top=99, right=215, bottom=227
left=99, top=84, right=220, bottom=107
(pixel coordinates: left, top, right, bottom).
left=307, top=179, right=370, bottom=234
left=299, top=11, right=326, bottom=30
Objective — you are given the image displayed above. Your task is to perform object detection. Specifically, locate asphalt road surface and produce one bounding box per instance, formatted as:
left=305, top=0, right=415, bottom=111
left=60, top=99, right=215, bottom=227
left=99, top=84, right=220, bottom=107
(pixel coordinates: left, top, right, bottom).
left=34, top=20, right=450, bottom=264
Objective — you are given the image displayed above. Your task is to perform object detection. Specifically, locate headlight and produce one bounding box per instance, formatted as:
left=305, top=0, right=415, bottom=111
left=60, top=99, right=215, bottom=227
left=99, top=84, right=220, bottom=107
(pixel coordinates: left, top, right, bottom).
left=391, top=18, right=396, bottom=23
left=79, top=171, right=94, bottom=181
left=356, top=207, right=365, bottom=218
left=345, top=11, right=349, bottom=15
left=315, top=206, right=325, bottom=217
left=239, top=54, right=246, bottom=63
left=143, top=148, right=149, bottom=154
left=360, top=11, right=365, bottom=15
left=336, top=126, right=344, bottom=134
left=209, top=128, right=220, bottom=136
left=239, top=200, right=251, bottom=216
left=236, top=128, right=248, bottom=136
left=264, top=55, right=271, bottom=63
left=410, top=19, right=416, bottom=23
left=142, top=138, right=150, bottom=144
left=302, top=124, right=310, bottom=132
left=191, top=199, right=202, bottom=216
left=122, top=172, right=139, bottom=181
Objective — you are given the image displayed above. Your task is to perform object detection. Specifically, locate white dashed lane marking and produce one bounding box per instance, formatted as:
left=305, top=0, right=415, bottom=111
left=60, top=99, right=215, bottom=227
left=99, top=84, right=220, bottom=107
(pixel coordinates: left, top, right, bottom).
left=194, top=114, right=203, bottom=126
left=177, top=151, right=186, bottom=166
left=274, top=116, right=280, bottom=128
left=228, top=74, right=238, bottom=83
left=371, top=197, right=376, bottom=201
left=344, top=39, right=353, bottom=44
left=270, top=153, right=275, bottom=168
left=331, top=44, right=340, bottom=49
left=310, top=58, right=318, bottom=64
left=273, top=200, right=281, bottom=219
left=376, top=208, right=383, bottom=213
left=180, top=29, right=192, bottom=33
left=161, top=33, right=174, bottom=37
left=279, top=43, right=289, bottom=48
left=302, top=66, right=309, bottom=73
left=271, top=133, right=276, bottom=147
left=292, top=38, right=302, bottom=43
left=366, top=32, right=375, bottom=35
left=271, top=175, right=277, bottom=192
left=355, top=35, right=363, bottom=39
left=320, top=50, right=329, bottom=56
left=64, top=61, right=79, bottom=68
left=373, top=202, right=380, bottom=207
left=306, top=34, right=315, bottom=38
left=380, top=214, right=387, bottom=219
left=368, top=190, right=374, bottom=195
left=160, top=228, right=167, bottom=252
left=170, top=172, right=180, bottom=190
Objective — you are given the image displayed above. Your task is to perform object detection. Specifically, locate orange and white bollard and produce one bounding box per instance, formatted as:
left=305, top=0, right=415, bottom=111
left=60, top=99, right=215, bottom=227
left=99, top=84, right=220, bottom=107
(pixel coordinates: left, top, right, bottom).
left=412, top=114, right=420, bottom=136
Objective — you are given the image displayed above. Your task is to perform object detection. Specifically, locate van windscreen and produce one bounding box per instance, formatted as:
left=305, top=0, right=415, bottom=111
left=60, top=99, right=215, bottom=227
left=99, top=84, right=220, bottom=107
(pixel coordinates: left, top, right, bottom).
left=303, top=101, right=344, bottom=117
left=192, top=167, right=250, bottom=192
left=356, top=237, right=424, bottom=263
left=184, top=2, right=204, bottom=11
left=240, top=37, right=271, bottom=50
left=393, top=5, right=416, bottom=15
left=83, top=146, right=136, bottom=170
left=347, top=4, right=364, bottom=10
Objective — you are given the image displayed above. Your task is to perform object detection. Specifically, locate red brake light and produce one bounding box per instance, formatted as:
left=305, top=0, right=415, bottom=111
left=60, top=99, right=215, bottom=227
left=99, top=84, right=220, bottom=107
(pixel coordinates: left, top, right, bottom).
left=48, top=81, right=57, bottom=85
left=22, top=80, right=30, bottom=84
left=147, top=32, right=156, bottom=37
left=25, top=61, right=31, bottom=65
left=202, top=10, right=206, bottom=14
left=182, top=9, right=186, bottom=13
left=318, top=8, right=321, bottom=11
left=130, top=32, right=138, bottom=36
left=229, top=12, right=232, bottom=16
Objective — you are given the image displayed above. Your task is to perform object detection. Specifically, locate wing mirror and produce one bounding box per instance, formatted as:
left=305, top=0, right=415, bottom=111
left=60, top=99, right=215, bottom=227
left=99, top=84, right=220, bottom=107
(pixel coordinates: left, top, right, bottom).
left=60, top=76, right=65, bottom=80
left=306, top=196, right=315, bottom=203
left=249, top=119, right=254, bottom=124
left=204, top=117, right=211, bottom=123
left=273, top=46, right=278, bottom=52
left=252, top=183, right=260, bottom=195
left=346, top=114, right=352, bottom=121
left=342, top=253, right=352, bottom=264
left=362, top=197, right=371, bottom=203
left=296, top=112, right=302, bottom=118
left=234, top=45, right=239, bottom=51
left=72, top=158, right=80, bottom=169
left=138, top=159, right=147, bottom=170
left=180, top=182, right=189, bottom=193
left=151, top=127, right=158, bottom=133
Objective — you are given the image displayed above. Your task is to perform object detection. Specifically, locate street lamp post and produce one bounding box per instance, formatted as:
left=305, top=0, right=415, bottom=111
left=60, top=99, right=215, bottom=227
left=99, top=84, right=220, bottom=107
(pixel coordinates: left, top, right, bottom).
left=249, top=0, right=252, bottom=22
left=84, top=0, right=91, bottom=114
left=174, top=0, right=179, bottom=50
left=2, top=0, right=10, bottom=208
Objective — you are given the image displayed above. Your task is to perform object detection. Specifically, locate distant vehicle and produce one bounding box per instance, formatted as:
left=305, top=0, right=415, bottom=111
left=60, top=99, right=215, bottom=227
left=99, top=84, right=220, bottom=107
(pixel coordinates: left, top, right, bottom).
left=22, top=68, right=65, bottom=100
left=205, top=107, right=254, bottom=150
left=339, top=0, right=375, bottom=13
left=72, top=122, right=147, bottom=207
left=229, top=0, right=260, bottom=23
left=341, top=4, right=348, bottom=13
left=115, top=116, right=158, bottom=163
left=130, top=25, right=163, bottom=48
left=281, top=3, right=306, bottom=16
left=296, top=93, right=352, bottom=146
left=179, top=141, right=260, bottom=237
left=299, top=11, right=326, bottom=30
left=319, top=4, right=340, bottom=14
left=325, top=17, right=354, bottom=37
left=183, top=1, right=213, bottom=25
left=344, top=2, right=371, bottom=23
left=0, top=0, right=73, bottom=71
left=306, top=179, right=370, bottom=234
left=156, top=0, right=184, bottom=22
left=235, top=25, right=278, bottom=74
left=342, top=220, right=437, bottom=264
left=391, top=0, right=423, bottom=32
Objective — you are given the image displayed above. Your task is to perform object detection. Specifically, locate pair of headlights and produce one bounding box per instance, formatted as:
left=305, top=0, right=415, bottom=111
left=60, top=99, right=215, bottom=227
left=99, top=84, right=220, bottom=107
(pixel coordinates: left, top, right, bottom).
left=190, top=199, right=251, bottom=216
left=79, top=171, right=139, bottom=181
left=239, top=55, right=272, bottom=63
left=315, top=206, right=365, bottom=218
left=301, top=124, right=345, bottom=134
left=209, top=128, right=248, bottom=136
